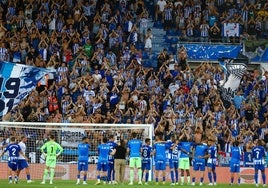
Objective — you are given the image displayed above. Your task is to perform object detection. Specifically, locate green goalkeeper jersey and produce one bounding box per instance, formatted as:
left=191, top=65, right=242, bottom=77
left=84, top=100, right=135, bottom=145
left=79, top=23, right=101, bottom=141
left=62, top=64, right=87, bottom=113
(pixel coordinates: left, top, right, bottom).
left=41, top=140, right=64, bottom=157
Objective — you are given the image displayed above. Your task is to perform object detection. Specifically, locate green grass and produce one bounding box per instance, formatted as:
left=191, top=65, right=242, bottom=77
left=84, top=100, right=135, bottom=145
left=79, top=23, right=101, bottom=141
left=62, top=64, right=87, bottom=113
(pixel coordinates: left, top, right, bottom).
left=0, top=180, right=262, bottom=188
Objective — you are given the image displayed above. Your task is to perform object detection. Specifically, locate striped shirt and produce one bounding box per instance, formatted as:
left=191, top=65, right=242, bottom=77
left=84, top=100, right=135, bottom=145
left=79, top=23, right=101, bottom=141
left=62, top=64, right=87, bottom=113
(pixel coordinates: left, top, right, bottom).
left=8, top=6, right=15, bottom=16
left=186, top=25, right=193, bottom=36
left=0, top=47, right=7, bottom=61
left=35, top=20, right=43, bottom=30
left=82, top=5, right=91, bottom=16
left=128, top=31, right=138, bottom=44
left=56, top=19, right=64, bottom=32
left=57, top=66, right=68, bottom=75
left=184, top=6, right=192, bottom=19
left=61, top=99, right=70, bottom=114
left=200, top=23, right=209, bottom=37
left=164, top=7, right=173, bottom=21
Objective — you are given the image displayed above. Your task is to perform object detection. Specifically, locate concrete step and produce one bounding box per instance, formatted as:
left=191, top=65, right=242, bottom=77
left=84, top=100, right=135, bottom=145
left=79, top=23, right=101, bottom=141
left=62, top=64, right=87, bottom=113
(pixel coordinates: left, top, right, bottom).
left=147, top=22, right=154, bottom=28
left=152, top=30, right=165, bottom=33
left=153, top=38, right=165, bottom=43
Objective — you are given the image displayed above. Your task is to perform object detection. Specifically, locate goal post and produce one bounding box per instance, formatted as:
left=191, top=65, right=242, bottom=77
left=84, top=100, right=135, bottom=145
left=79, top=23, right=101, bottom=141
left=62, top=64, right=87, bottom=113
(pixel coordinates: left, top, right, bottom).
left=0, top=122, right=153, bottom=181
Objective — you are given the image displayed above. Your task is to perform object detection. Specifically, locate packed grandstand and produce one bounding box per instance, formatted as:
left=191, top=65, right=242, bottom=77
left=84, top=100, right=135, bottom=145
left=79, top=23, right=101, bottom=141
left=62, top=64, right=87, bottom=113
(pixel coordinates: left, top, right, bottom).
left=0, top=0, right=267, bottom=157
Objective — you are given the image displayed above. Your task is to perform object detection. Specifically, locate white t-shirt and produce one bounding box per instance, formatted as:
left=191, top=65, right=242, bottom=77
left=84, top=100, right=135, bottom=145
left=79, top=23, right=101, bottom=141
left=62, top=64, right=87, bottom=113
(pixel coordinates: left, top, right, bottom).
left=93, top=73, right=102, bottom=83
left=145, top=33, right=153, bottom=49
left=49, top=17, right=56, bottom=30
left=174, top=1, right=183, bottom=7
left=18, top=141, right=26, bottom=160
left=157, top=0, right=167, bottom=12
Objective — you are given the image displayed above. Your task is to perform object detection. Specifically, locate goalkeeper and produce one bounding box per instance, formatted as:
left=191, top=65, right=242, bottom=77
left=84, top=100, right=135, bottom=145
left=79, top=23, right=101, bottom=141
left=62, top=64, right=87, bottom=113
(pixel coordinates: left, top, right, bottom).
left=40, top=134, right=63, bottom=185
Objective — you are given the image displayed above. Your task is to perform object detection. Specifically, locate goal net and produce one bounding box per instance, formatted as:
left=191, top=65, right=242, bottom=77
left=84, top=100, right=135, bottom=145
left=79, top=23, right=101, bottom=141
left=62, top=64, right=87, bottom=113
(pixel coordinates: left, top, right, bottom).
left=0, top=122, right=153, bottom=181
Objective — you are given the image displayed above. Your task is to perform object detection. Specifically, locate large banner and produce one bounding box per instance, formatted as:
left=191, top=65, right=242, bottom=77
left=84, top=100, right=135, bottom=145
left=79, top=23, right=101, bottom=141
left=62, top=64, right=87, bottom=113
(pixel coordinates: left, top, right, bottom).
left=223, top=23, right=240, bottom=37
left=0, top=61, right=55, bottom=118
left=179, top=44, right=242, bottom=61
left=61, top=128, right=86, bottom=148
left=218, top=151, right=231, bottom=167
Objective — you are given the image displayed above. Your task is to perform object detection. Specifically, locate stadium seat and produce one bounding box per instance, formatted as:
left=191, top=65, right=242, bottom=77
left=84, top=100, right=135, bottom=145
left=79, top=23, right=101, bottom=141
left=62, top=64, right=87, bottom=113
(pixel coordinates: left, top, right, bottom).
left=136, top=43, right=144, bottom=50
left=153, top=21, right=163, bottom=29
left=142, top=51, right=150, bottom=60
left=166, top=29, right=175, bottom=36
left=168, top=44, right=177, bottom=55
left=143, top=59, right=151, bottom=67
left=151, top=59, right=158, bottom=68
left=164, top=35, right=172, bottom=43
left=170, top=37, right=179, bottom=44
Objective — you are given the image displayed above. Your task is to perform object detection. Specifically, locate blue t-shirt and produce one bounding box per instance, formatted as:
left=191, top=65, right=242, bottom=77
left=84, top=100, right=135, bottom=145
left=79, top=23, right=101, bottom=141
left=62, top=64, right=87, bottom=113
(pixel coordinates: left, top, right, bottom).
left=77, top=142, right=90, bottom=162
left=252, top=145, right=266, bottom=165
left=154, top=142, right=168, bottom=161
left=4, top=143, right=21, bottom=159
left=230, top=146, right=241, bottom=163
left=128, top=139, right=142, bottom=158
left=208, top=15, right=217, bottom=27
left=141, top=144, right=152, bottom=162
left=208, top=145, right=217, bottom=159
left=194, top=143, right=208, bottom=159
left=98, top=143, right=111, bottom=162
left=107, top=141, right=117, bottom=161
left=179, top=141, right=192, bottom=158
left=167, top=141, right=179, bottom=160
left=233, top=95, right=245, bottom=109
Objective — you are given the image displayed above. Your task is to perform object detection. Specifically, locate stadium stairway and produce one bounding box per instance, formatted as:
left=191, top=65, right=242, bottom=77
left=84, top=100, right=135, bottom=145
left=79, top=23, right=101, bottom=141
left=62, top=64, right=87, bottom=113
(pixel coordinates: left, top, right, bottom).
left=141, top=20, right=172, bottom=68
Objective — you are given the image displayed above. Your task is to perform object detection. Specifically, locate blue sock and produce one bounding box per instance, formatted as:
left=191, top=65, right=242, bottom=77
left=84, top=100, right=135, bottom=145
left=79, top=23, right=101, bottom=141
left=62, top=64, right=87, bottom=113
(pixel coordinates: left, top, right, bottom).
left=200, top=177, right=204, bottom=183
left=103, top=176, right=107, bottom=182
left=192, top=177, right=195, bottom=183
left=84, top=175, right=87, bottom=181
left=9, top=176, right=12, bottom=181
left=163, top=176, right=165, bottom=182
left=238, top=178, right=241, bottom=184
left=175, top=170, right=179, bottom=182
left=97, top=175, right=100, bottom=180
left=208, top=172, right=212, bottom=183
left=255, top=173, right=258, bottom=184
left=262, top=174, right=266, bottom=184
left=213, top=172, right=217, bottom=182
left=107, top=169, right=111, bottom=182
left=112, top=170, right=115, bottom=181
left=155, top=177, right=158, bottom=182
left=145, top=172, right=149, bottom=182
left=171, top=171, right=174, bottom=183
left=77, top=174, right=80, bottom=179
left=231, top=177, right=234, bottom=184
left=27, top=175, right=30, bottom=180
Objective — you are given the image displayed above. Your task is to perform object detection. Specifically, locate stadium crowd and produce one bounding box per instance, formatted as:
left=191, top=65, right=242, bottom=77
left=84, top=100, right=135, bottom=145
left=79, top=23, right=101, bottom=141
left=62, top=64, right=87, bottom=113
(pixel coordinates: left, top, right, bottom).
left=0, top=0, right=268, bottom=154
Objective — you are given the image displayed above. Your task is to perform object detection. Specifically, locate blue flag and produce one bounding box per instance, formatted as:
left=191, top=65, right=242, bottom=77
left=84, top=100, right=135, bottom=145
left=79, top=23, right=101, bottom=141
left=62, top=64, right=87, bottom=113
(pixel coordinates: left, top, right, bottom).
left=0, top=61, right=55, bottom=118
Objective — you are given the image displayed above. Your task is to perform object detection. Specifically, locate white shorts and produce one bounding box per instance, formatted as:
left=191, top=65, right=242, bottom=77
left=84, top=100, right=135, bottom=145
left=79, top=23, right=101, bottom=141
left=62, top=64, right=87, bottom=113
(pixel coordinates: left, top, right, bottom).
left=145, top=39, right=152, bottom=49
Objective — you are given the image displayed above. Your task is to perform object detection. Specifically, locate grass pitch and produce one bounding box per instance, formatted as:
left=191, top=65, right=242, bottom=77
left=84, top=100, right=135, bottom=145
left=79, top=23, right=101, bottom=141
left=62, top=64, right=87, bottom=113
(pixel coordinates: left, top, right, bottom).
left=0, top=180, right=262, bottom=188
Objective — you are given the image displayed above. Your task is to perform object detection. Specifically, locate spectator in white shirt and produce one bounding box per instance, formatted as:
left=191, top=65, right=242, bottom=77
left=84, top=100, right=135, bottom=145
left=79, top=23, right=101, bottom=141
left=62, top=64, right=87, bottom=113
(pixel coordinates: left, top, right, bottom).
left=156, top=0, right=167, bottom=21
